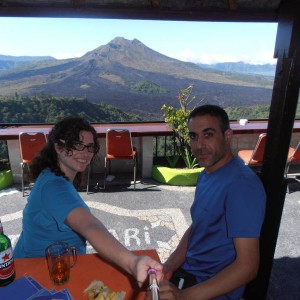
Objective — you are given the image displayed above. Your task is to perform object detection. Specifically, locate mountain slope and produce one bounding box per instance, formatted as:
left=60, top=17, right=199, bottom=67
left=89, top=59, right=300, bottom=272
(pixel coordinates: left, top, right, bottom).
left=0, top=55, right=55, bottom=71
left=198, top=61, right=276, bottom=76
left=0, top=37, right=274, bottom=120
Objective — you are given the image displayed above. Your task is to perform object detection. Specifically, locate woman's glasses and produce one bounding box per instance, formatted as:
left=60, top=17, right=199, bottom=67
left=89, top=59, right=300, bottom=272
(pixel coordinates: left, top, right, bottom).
left=72, top=142, right=98, bottom=153
left=59, top=140, right=98, bottom=154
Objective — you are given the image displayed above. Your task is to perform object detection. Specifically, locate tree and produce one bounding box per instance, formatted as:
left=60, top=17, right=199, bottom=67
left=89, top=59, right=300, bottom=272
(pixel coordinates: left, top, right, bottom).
left=161, top=84, right=200, bottom=169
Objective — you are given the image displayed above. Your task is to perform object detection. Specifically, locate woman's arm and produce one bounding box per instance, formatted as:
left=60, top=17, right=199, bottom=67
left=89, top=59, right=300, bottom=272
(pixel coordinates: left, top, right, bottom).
left=65, top=207, right=163, bottom=286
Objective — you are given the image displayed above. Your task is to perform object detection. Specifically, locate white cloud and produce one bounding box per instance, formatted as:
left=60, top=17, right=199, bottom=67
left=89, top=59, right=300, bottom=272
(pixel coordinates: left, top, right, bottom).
left=246, top=46, right=277, bottom=64
left=162, top=47, right=277, bottom=65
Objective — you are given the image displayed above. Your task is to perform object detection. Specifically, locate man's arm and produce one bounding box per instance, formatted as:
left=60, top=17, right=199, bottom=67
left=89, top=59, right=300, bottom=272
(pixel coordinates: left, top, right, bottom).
left=163, top=226, right=192, bottom=280
left=160, top=237, right=260, bottom=300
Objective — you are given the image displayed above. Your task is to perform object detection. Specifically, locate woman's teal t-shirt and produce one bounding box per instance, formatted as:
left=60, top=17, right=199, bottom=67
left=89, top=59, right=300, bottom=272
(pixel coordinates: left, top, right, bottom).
left=14, top=169, right=89, bottom=258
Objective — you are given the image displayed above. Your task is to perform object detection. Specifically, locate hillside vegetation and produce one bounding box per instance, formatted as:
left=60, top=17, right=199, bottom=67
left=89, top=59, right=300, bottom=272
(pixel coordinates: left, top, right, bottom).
left=227, top=103, right=300, bottom=120
left=0, top=95, right=143, bottom=124
left=1, top=95, right=299, bottom=124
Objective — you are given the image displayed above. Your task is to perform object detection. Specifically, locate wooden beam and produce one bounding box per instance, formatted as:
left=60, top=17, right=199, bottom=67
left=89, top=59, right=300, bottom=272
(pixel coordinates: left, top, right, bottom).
left=72, top=0, right=86, bottom=6
left=228, top=0, right=239, bottom=10
left=244, top=0, right=300, bottom=299
left=0, top=6, right=278, bottom=22
left=151, top=0, right=160, bottom=8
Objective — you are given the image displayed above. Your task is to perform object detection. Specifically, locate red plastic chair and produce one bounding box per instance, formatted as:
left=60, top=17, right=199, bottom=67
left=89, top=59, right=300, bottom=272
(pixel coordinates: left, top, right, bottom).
left=285, top=142, right=300, bottom=174
left=238, top=133, right=267, bottom=166
left=285, top=142, right=300, bottom=192
left=19, top=132, right=47, bottom=196
left=104, top=129, right=138, bottom=189
left=238, top=133, right=295, bottom=167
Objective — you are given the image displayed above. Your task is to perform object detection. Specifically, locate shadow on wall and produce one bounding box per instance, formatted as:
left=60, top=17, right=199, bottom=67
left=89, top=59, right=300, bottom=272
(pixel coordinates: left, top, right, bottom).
left=268, top=256, right=300, bottom=300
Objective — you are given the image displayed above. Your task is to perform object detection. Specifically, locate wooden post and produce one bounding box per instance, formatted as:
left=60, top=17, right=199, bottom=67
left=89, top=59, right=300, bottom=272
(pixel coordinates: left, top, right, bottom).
left=244, top=0, right=300, bottom=299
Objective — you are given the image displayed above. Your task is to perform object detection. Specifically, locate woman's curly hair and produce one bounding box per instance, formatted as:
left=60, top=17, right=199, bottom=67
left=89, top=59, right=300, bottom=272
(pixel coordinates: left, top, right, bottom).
left=29, top=116, right=99, bottom=187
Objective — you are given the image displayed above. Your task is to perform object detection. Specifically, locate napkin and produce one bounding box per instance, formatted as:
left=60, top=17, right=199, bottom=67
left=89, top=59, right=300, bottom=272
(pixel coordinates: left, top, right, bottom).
left=0, top=276, right=73, bottom=300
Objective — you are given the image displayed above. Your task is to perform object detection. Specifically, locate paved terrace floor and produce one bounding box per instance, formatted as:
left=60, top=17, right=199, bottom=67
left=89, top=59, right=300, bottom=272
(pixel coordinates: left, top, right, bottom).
left=1, top=174, right=299, bottom=300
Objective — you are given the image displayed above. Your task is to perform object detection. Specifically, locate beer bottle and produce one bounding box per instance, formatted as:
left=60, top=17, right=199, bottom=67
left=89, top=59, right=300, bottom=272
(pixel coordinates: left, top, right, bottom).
left=0, top=219, right=16, bottom=286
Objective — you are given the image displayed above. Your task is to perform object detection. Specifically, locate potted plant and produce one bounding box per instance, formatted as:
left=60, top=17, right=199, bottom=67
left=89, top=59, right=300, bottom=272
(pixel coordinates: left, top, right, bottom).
left=0, top=160, right=13, bottom=191
left=152, top=84, right=203, bottom=186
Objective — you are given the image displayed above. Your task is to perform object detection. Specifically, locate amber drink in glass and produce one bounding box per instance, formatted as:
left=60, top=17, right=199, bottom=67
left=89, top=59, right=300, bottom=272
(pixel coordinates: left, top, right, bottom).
left=45, top=241, right=77, bottom=285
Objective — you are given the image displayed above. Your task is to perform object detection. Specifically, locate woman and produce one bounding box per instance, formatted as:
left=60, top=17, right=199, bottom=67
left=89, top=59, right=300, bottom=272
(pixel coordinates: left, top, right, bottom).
left=14, top=116, right=162, bottom=286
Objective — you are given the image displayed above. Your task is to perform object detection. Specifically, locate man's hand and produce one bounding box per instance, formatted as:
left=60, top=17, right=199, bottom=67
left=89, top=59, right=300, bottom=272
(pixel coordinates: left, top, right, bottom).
left=144, top=280, right=184, bottom=300
left=162, top=261, right=174, bottom=281
left=158, top=280, right=186, bottom=300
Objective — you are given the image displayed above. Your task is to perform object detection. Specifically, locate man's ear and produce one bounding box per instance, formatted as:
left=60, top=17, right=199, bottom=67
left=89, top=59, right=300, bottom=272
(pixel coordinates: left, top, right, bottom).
left=224, top=129, right=233, bottom=143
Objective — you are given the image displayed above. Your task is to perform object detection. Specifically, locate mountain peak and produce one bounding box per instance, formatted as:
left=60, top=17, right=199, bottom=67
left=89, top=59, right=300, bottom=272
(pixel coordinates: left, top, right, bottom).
left=81, top=37, right=170, bottom=71
left=107, top=36, right=128, bottom=49
left=108, top=37, right=144, bottom=46
left=83, top=37, right=147, bottom=59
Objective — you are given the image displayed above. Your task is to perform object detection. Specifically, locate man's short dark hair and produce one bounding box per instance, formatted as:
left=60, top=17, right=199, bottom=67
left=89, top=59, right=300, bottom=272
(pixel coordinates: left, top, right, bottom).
left=188, top=105, right=230, bottom=133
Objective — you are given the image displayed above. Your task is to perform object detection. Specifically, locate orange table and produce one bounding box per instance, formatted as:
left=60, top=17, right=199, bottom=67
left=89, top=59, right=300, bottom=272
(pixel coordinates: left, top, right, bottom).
left=14, top=250, right=160, bottom=300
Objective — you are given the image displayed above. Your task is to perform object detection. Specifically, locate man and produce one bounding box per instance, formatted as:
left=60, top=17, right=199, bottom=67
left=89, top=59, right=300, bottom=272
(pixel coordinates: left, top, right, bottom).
left=158, top=105, right=266, bottom=300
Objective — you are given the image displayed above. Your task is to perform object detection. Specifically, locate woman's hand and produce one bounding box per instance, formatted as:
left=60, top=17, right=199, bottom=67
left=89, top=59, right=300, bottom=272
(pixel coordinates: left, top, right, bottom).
left=131, top=255, right=163, bottom=287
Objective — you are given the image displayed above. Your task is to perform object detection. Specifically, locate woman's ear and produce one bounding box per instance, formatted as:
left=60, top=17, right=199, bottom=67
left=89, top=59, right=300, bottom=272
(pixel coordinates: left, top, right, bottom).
left=54, top=143, right=63, bottom=154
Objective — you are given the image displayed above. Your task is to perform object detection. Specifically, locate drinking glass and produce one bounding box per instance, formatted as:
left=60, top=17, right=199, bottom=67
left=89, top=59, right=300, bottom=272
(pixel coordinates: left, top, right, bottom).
left=45, top=241, right=77, bottom=285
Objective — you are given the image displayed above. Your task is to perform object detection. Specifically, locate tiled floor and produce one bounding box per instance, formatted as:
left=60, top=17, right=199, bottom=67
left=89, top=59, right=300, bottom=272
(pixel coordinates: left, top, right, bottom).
left=1, top=175, right=299, bottom=299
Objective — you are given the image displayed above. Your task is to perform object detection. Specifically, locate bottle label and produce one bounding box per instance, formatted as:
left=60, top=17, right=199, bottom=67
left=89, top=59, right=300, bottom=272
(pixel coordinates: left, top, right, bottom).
left=0, top=247, right=15, bottom=280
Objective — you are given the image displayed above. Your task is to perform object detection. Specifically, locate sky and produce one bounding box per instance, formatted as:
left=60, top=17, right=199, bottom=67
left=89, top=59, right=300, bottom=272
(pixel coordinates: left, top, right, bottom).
left=0, top=17, right=278, bottom=65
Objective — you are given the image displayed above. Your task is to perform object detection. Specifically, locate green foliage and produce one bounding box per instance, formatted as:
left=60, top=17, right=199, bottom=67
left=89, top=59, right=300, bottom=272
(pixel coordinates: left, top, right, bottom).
left=131, top=81, right=168, bottom=94
left=225, top=104, right=271, bottom=119
left=0, top=141, right=8, bottom=163
left=162, top=84, right=198, bottom=169
left=0, top=95, right=143, bottom=124
left=225, top=97, right=300, bottom=119
left=162, top=105, right=190, bottom=149
left=182, top=148, right=198, bottom=169
left=165, top=155, right=180, bottom=168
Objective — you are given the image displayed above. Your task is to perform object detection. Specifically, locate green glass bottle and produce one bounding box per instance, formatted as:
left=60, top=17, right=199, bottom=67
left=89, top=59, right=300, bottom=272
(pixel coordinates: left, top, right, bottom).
left=0, top=219, right=15, bottom=286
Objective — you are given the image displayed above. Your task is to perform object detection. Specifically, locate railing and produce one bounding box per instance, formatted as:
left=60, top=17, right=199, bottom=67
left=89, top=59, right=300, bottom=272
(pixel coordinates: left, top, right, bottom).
left=1, top=120, right=300, bottom=182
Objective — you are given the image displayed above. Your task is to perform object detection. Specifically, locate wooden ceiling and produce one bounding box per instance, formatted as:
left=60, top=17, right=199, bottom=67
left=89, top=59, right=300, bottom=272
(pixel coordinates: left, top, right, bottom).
left=0, top=0, right=284, bottom=22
